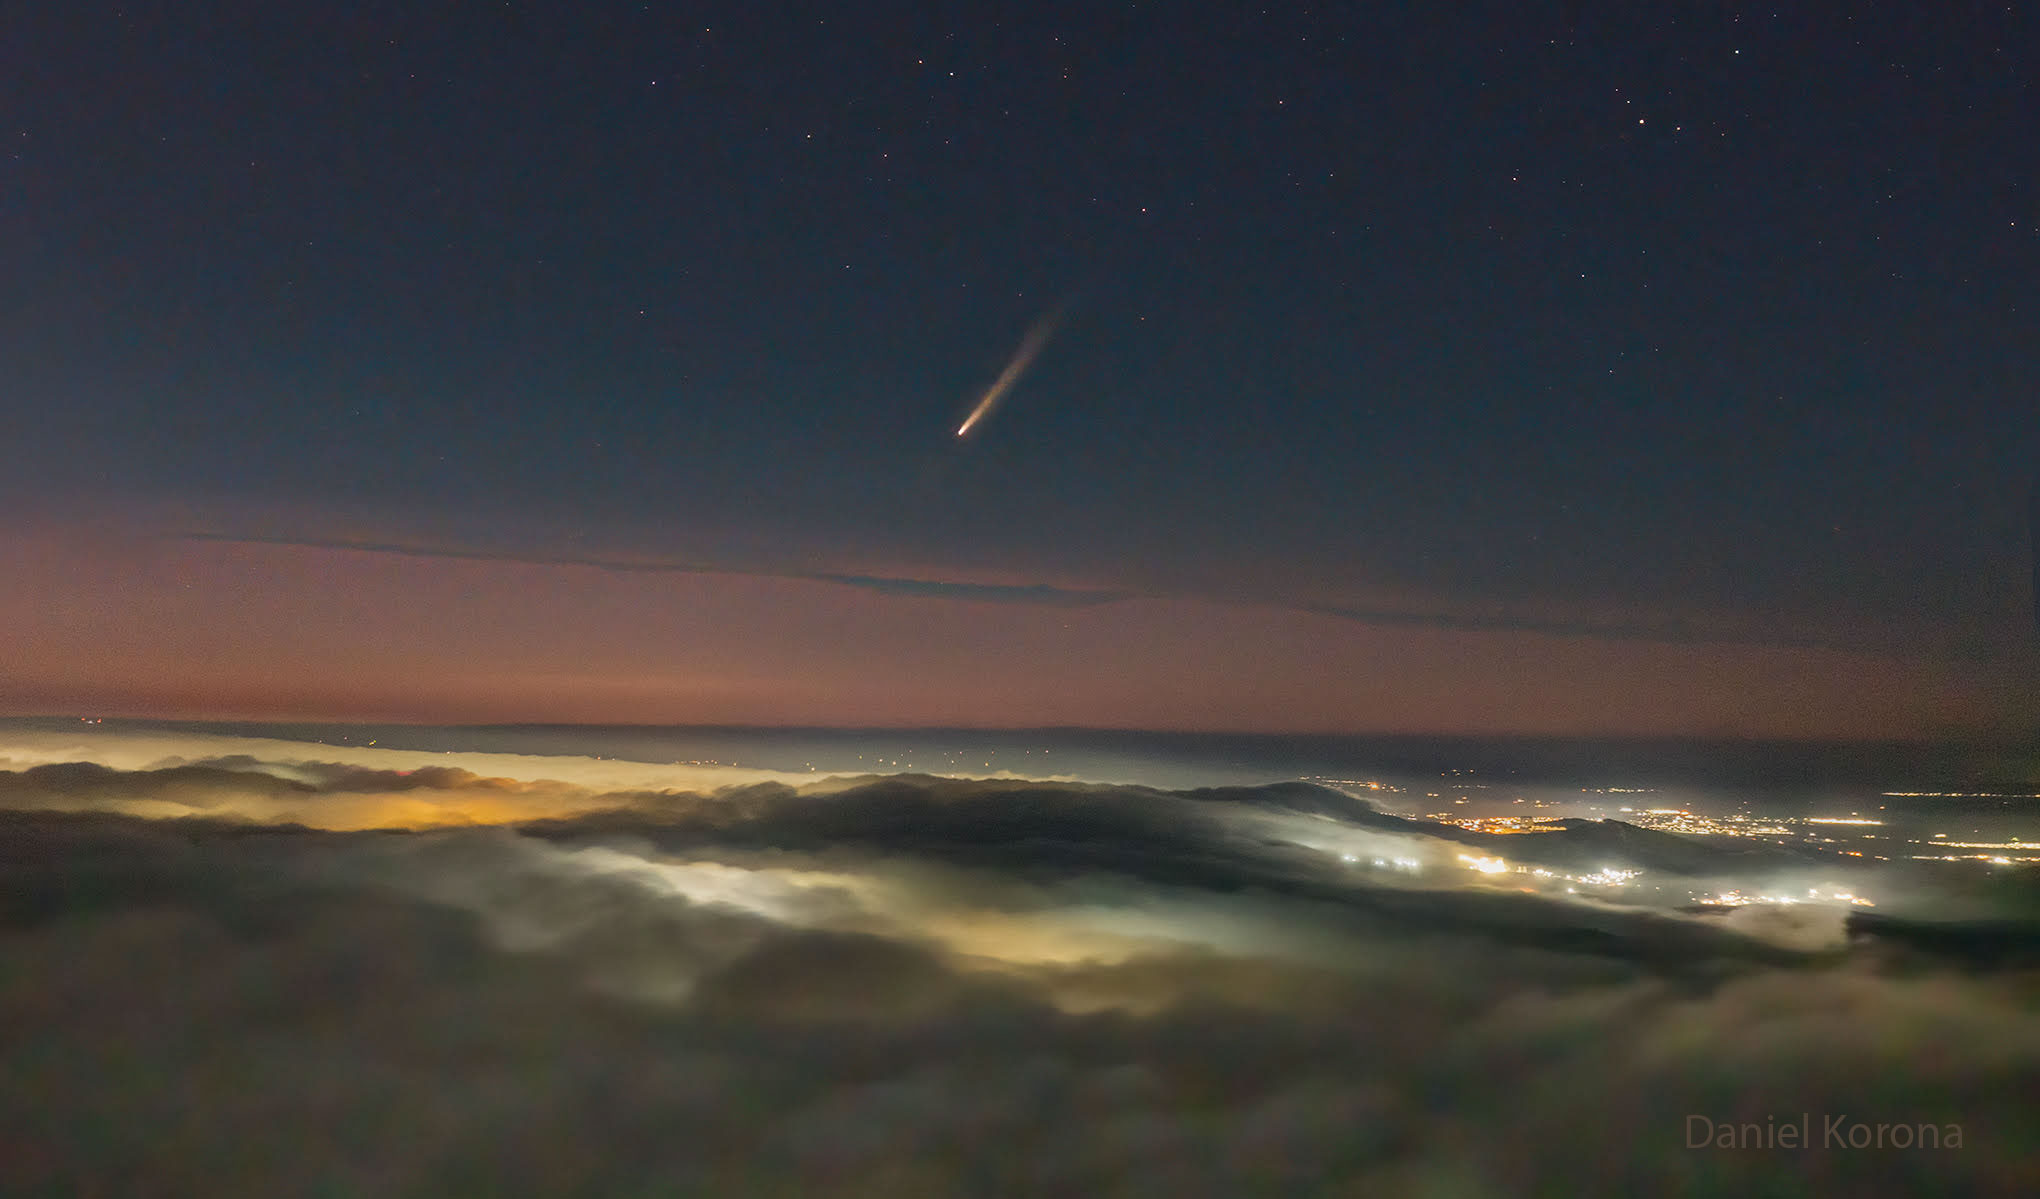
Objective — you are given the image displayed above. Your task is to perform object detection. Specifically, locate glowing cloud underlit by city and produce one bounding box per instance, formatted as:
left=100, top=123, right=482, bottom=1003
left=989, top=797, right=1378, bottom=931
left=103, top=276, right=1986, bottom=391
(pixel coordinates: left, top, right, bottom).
left=4, top=722, right=2039, bottom=1194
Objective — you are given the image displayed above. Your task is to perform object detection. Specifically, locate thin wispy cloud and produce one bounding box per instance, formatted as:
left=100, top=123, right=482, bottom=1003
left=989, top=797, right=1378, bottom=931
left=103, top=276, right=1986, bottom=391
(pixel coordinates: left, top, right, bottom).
left=177, top=532, right=1137, bottom=608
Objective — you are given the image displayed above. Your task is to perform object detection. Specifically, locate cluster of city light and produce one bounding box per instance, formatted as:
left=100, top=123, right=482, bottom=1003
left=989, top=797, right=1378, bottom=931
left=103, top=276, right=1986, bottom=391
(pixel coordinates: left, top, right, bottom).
left=1457, top=854, right=1509, bottom=874
left=1313, top=772, right=2040, bottom=890
left=1338, top=853, right=1424, bottom=872
left=1576, top=866, right=1639, bottom=887
left=1611, top=808, right=1794, bottom=837
left=1908, top=834, right=2040, bottom=864
left=1697, top=888, right=1875, bottom=908
left=1605, top=807, right=1924, bottom=857
left=1313, top=769, right=2040, bottom=901
left=1883, top=791, right=2040, bottom=799
left=1439, top=853, right=1643, bottom=892
left=1307, top=777, right=1406, bottom=794
left=1441, top=816, right=1564, bottom=835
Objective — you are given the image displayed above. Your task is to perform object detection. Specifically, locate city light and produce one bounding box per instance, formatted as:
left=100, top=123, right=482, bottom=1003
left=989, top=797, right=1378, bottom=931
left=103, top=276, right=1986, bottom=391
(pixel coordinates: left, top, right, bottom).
left=1577, top=867, right=1639, bottom=887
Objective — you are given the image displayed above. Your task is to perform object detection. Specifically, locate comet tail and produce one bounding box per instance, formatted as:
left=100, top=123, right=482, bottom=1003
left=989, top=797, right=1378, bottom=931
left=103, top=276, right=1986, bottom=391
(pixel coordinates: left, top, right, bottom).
left=956, top=308, right=1064, bottom=437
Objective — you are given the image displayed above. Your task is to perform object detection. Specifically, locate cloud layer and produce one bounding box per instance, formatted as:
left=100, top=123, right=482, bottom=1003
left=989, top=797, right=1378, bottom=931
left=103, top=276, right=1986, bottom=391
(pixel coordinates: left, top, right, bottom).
left=2, top=734, right=2036, bottom=1196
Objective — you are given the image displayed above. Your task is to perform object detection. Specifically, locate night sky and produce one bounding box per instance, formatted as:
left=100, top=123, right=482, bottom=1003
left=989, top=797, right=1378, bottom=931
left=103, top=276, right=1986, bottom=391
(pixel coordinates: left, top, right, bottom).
left=5, top=2, right=2037, bottom=735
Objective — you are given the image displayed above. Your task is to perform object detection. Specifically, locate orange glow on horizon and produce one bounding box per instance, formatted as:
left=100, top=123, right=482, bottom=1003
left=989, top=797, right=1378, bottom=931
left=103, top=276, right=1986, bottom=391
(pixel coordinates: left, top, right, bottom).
left=0, top=525, right=2021, bottom=739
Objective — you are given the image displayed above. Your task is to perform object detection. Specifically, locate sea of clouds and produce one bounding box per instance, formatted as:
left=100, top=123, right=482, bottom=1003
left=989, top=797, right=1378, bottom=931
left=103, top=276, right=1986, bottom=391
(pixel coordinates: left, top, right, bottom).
left=2, top=729, right=2035, bottom=1196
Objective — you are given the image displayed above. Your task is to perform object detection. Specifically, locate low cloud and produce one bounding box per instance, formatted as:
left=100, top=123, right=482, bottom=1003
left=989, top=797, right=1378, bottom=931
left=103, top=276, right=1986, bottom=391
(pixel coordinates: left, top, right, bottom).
left=2, top=737, right=2035, bottom=1196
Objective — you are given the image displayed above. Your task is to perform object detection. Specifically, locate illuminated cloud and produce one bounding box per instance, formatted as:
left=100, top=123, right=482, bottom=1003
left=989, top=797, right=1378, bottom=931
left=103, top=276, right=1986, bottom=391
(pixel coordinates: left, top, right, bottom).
left=3, top=732, right=2037, bottom=1195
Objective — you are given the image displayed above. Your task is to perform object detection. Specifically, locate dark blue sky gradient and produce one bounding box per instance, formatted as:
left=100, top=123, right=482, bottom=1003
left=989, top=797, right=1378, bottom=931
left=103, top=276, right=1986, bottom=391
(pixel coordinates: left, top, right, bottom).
left=5, top=1, right=2037, bottom=727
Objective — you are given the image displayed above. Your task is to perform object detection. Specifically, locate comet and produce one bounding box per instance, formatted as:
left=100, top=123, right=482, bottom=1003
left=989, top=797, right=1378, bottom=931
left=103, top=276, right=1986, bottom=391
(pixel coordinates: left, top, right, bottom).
left=955, top=305, right=1065, bottom=438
